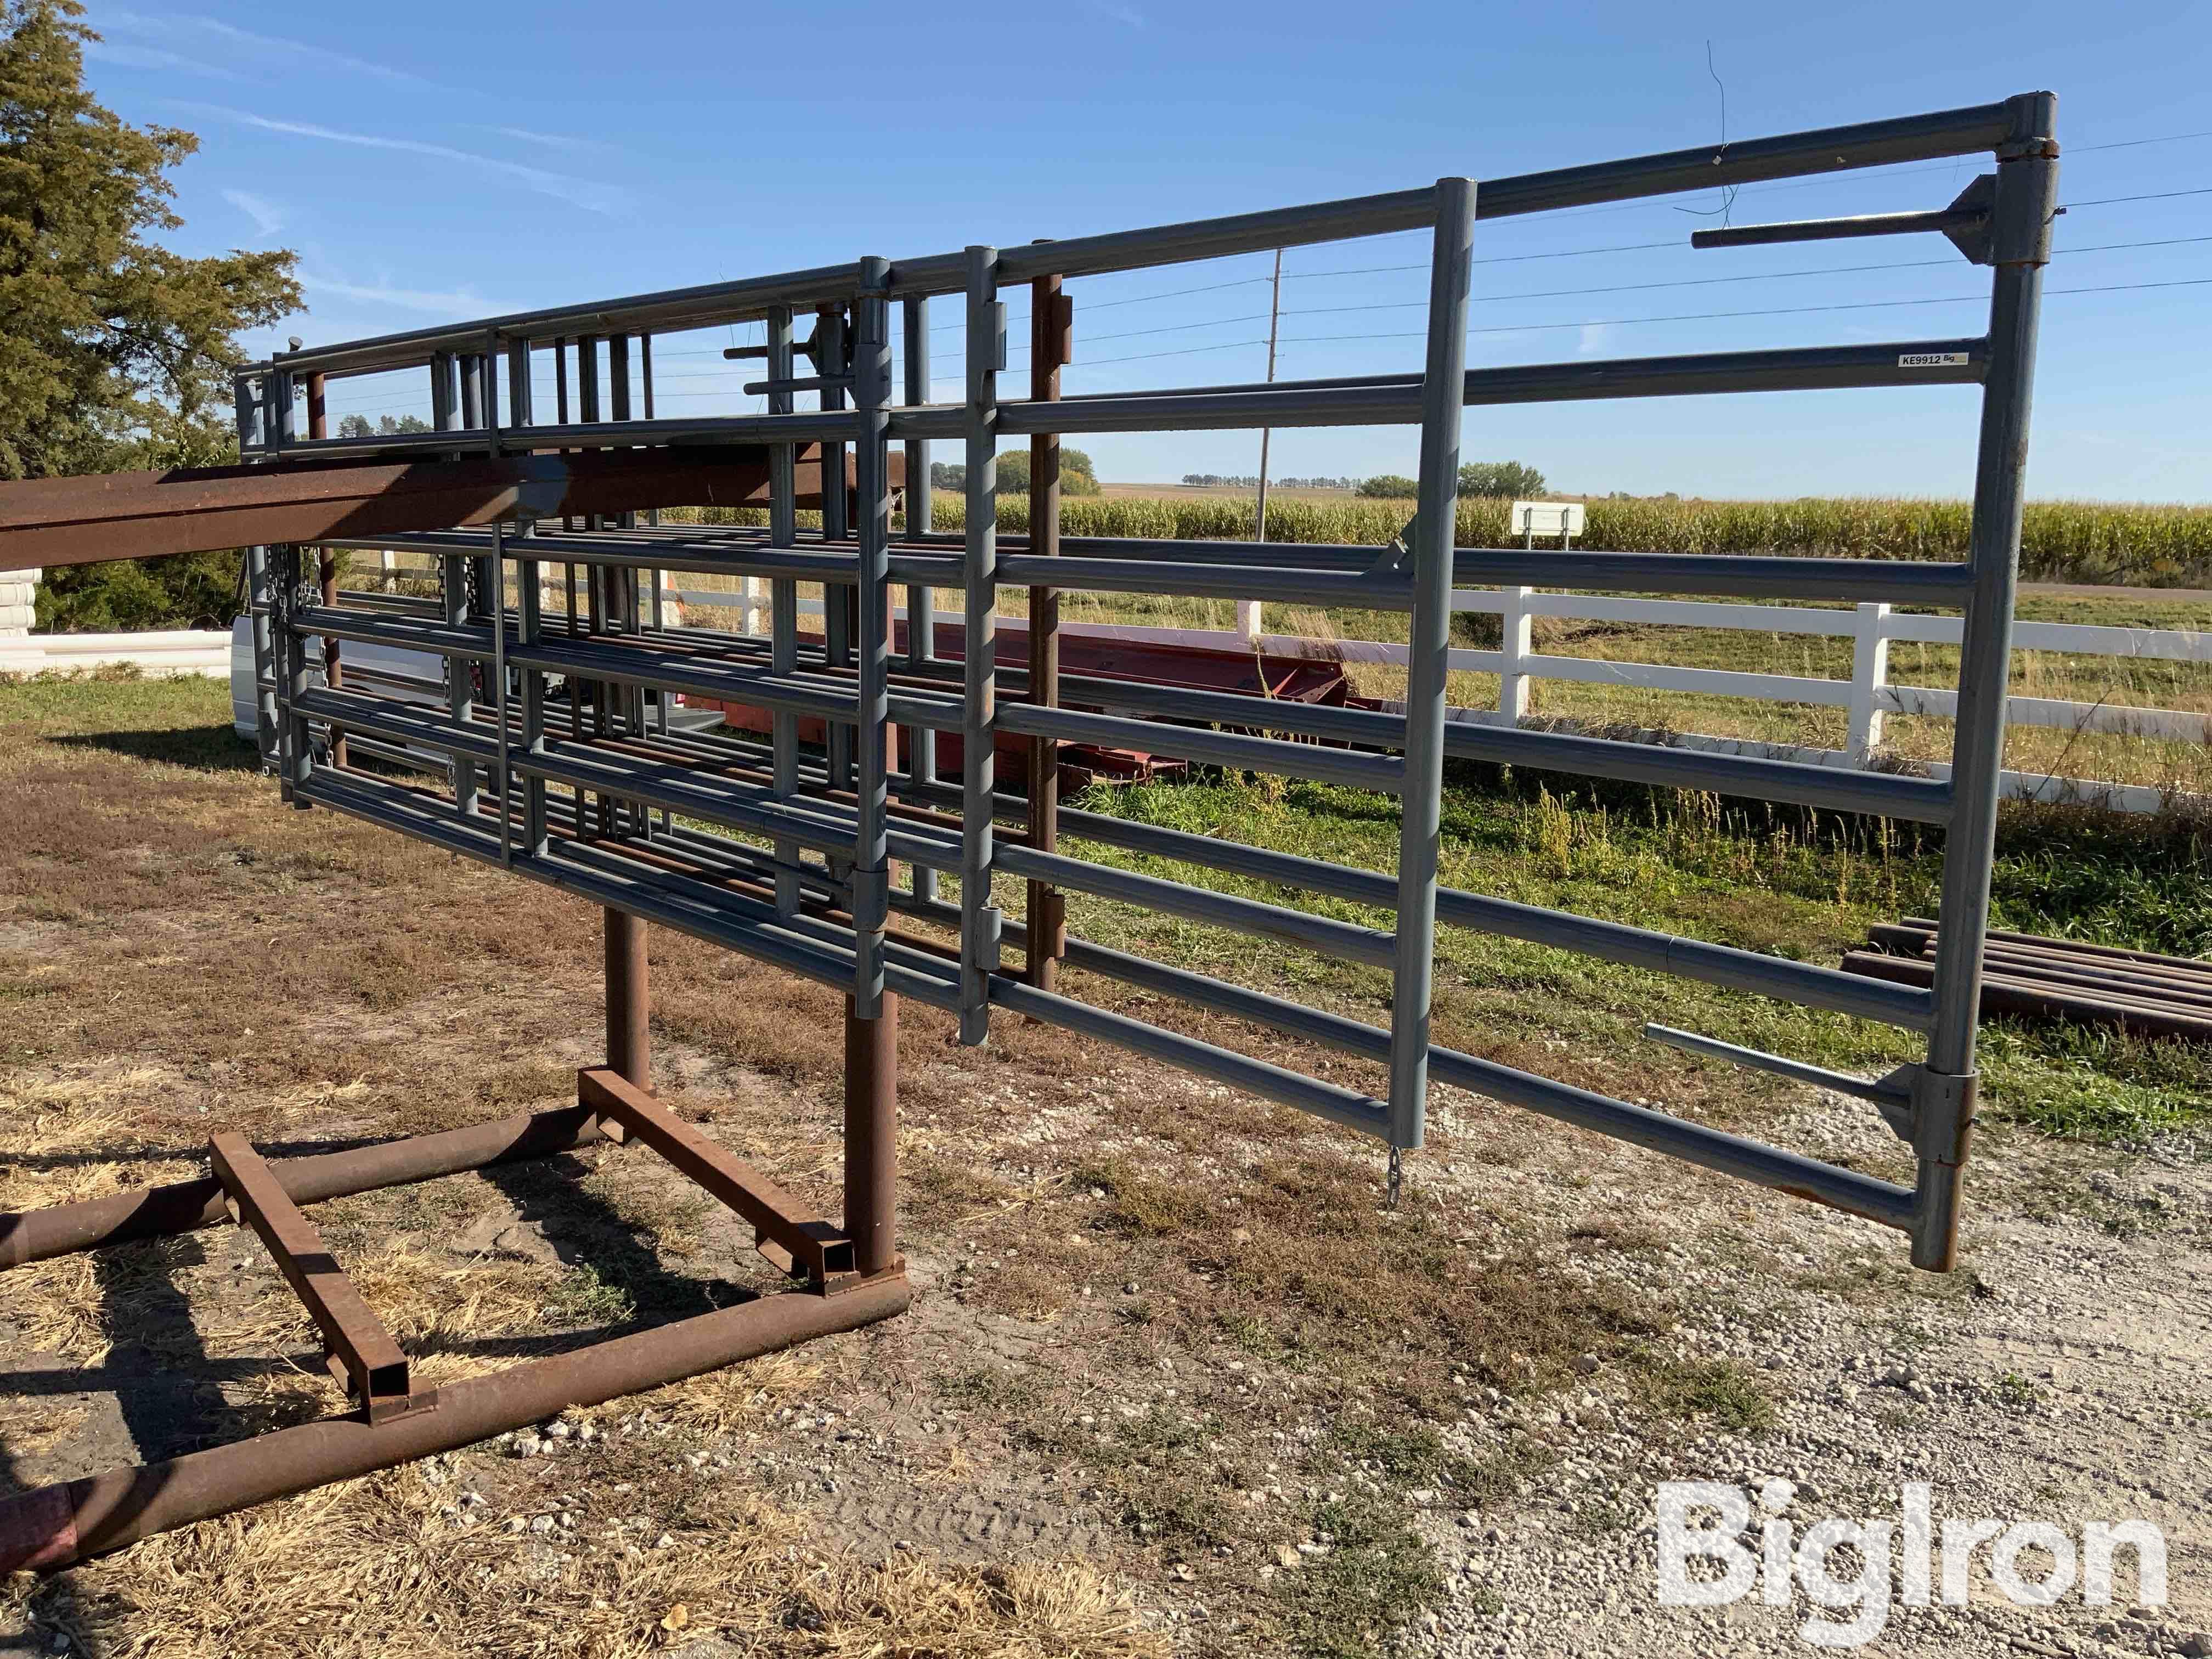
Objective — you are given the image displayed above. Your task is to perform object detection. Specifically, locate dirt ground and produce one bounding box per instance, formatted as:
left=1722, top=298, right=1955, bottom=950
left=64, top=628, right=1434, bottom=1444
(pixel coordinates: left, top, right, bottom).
left=0, top=678, right=2205, bottom=1658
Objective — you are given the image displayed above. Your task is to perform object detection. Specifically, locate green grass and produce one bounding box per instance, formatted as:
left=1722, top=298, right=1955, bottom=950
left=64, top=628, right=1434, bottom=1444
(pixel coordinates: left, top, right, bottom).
left=1273, top=1491, right=1446, bottom=1659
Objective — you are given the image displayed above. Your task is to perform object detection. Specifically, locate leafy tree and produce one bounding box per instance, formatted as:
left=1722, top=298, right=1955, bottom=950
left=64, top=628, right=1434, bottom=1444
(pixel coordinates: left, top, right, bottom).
left=929, top=460, right=963, bottom=492
left=1456, top=459, right=1546, bottom=499
left=2, top=1, right=300, bottom=629
left=992, top=445, right=1100, bottom=496
left=1356, top=473, right=1418, bottom=499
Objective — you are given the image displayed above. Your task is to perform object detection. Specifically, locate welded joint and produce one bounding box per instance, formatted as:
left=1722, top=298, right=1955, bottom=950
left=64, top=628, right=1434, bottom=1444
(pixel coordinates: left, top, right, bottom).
left=1907, top=1067, right=1977, bottom=1166
left=959, top=904, right=1003, bottom=1046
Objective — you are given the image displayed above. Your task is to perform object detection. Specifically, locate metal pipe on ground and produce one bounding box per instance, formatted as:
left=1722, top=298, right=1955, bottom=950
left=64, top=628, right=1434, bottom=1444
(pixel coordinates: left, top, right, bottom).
left=0, top=1271, right=910, bottom=1573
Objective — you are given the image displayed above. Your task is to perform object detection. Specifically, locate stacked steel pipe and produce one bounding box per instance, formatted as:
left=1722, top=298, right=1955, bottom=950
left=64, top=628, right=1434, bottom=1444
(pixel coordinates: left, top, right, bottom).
left=1844, top=918, right=2212, bottom=1043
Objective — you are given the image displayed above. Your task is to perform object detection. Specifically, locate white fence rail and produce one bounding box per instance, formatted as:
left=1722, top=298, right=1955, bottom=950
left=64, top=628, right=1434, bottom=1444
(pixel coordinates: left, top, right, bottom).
left=657, top=577, right=2208, bottom=813
left=0, top=628, right=233, bottom=678
left=156, top=551, right=2212, bottom=816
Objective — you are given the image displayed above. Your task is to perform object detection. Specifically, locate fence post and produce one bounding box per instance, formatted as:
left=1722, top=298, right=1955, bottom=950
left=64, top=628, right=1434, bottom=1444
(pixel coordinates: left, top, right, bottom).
left=1847, top=601, right=1893, bottom=764
left=1235, top=598, right=1262, bottom=644
left=1497, top=585, right=1532, bottom=726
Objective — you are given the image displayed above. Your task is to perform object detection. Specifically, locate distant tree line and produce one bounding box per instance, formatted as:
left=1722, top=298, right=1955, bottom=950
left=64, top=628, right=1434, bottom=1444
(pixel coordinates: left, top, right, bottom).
left=927, top=454, right=1549, bottom=501
left=929, top=447, right=1100, bottom=496
left=1355, top=460, right=1549, bottom=500
left=335, top=414, right=432, bottom=437
left=1180, top=473, right=1361, bottom=490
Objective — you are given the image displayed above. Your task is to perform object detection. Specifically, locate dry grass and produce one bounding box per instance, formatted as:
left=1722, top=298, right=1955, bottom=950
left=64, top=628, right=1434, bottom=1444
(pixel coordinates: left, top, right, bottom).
left=10, top=1471, right=1164, bottom=1659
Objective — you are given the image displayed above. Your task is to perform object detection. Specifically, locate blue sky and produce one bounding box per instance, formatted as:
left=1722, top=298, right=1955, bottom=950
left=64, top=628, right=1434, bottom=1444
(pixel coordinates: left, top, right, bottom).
left=83, top=0, right=2211, bottom=501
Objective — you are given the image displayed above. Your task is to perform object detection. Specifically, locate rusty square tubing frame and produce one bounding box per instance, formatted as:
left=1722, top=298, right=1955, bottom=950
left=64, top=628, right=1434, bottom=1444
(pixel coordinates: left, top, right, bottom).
left=207, top=1131, right=417, bottom=1421
left=580, top=1066, right=857, bottom=1283
left=0, top=1268, right=909, bottom=1573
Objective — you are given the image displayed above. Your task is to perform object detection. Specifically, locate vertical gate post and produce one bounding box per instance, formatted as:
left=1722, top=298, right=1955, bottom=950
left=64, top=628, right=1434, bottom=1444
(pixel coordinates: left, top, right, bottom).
left=958, top=244, right=1003, bottom=1047
left=1847, top=601, right=1894, bottom=764
left=305, top=373, right=347, bottom=770
left=1913, top=91, right=2058, bottom=1272
left=1025, top=269, right=1069, bottom=990
left=902, top=294, right=939, bottom=905
left=851, top=257, right=894, bottom=1019
left=1384, top=177, right=1477, bottom=1156
left=766, top=307, right=802, bottom=917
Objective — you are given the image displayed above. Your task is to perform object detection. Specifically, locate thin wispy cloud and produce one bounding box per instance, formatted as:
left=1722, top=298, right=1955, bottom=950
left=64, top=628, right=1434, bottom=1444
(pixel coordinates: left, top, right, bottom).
left=1085, top=0, right=1147, bottom=24
left=1577, top=323, right=1615, bottom=357
left=483, top=124, right=619, bottom=156
left=221, top=189, right=284, bottom=238
left=85, top=39, right=247, bottom=81
left=183, top=106, right=631, bottom=217
left=303, top=272, right=506, bottom=317
left=106, top=11, right=443, bottom=89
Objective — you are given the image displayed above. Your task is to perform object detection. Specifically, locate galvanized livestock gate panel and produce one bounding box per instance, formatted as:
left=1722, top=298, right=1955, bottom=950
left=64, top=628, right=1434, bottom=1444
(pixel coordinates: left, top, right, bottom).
left=241, top=92, right=2056, bottom=1279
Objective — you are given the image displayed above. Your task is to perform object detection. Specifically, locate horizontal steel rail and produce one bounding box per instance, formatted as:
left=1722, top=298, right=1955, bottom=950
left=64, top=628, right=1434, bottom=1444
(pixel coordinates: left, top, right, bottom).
left=272, top=409, right=860, bottom=460
left=996, top=843, right=1398, bottom=968
left=271, top=101, right=2011, bottom=381
left=298, top=769, right=964, bottom=1012
left=1051, top=804, right=1934, bottom=1028
left=979, top=340, right=1990, bottom=437
left=1437, top=720, right=1954, bottom=822
left=994, top=701, right=1407, bottom=792
left=1044, top=935, right=1915, bottom=1229
left=988, top=974, right=1390, bottom=1136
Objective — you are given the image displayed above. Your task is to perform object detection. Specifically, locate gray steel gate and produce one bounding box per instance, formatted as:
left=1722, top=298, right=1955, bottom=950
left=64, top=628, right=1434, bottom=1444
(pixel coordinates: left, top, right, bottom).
left=241, top=91, right=2059, bottom=1273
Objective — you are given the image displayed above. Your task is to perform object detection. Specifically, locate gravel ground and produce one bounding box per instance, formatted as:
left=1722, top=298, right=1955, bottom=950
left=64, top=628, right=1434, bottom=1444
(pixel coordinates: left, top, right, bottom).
left=1407, top=1090, right=2211, bottom=1659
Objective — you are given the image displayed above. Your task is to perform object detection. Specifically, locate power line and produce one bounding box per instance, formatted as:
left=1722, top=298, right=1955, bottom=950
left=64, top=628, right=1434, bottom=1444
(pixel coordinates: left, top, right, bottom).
left=1074, top=272, right=2212, bottom=364
left=1069, top=235, right=2212, bottom=348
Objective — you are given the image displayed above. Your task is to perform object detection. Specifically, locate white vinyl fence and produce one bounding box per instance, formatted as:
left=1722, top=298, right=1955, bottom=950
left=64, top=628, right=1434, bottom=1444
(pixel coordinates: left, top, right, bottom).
left=32, top=563, right=2198, bottom=816
left=0, top=628, right=233, bottom=678
left=658, top=576, right=2208, bottom=816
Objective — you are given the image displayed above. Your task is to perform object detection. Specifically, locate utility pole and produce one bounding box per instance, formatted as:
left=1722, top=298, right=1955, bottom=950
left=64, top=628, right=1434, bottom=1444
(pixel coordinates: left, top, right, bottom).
left=1243, top=249, right=1283, bottom=643
left=1254, top=248, right=1283, bottom=544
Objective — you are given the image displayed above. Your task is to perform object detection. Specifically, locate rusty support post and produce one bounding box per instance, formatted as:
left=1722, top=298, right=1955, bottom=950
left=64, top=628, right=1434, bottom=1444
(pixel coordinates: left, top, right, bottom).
left=1025, top=273, right=1070, bottom=989
left=843, top=991, right=898, bottom=1277
left=605, top=909, right=648, bottom=1090
left=0, top=1270, right=911, bottom=1573
left=306, top=372, right=346, bottom=769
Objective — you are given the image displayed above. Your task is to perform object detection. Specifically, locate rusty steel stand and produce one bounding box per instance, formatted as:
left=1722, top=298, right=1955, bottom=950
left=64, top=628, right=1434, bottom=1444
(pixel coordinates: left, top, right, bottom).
left=604, top=907, right=650, bottom=1090
left=0, top=912, right=908, bottom=1574
left=843, top=992, right=899, bottom=1277
left=1024, top=273, right=1071, bottom=990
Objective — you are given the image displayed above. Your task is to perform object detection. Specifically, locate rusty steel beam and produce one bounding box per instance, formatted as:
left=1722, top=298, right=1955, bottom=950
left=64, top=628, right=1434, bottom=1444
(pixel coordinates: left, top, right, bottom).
left=207, top=1133, right=418, bottom=1421
left=1841, top=951, right=2212, bottom=1043
left=0, top=445, right=892, bottom=570
left=0, top=1268, right=910, bottom=1574
left=578, top=1067, right=855, bottom=1283
left=0, top=1107, right=603, bottom=1271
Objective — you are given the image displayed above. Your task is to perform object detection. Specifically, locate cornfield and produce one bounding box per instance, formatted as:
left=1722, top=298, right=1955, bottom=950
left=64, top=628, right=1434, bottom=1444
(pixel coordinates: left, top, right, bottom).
left=681, top=494, right=2212, bottom=587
